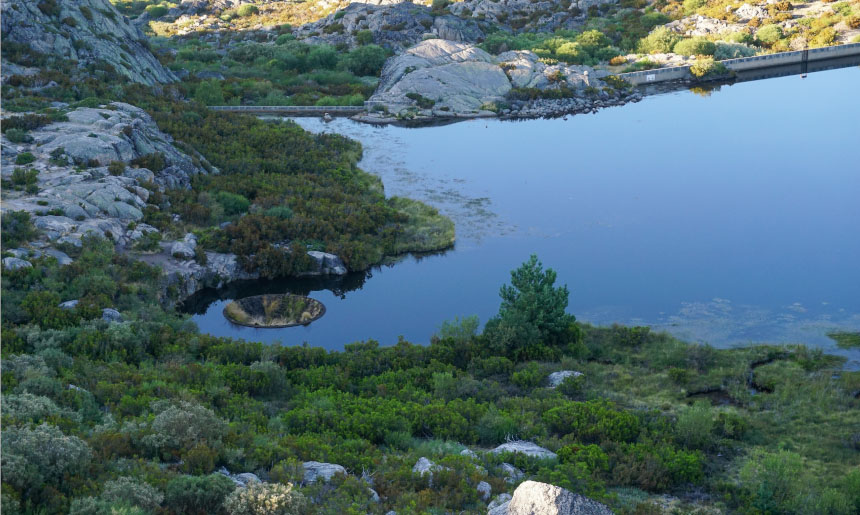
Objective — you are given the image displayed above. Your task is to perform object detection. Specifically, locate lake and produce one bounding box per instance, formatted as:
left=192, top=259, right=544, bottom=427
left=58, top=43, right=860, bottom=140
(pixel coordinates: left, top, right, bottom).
left=187, top=65, right=860, bottom=366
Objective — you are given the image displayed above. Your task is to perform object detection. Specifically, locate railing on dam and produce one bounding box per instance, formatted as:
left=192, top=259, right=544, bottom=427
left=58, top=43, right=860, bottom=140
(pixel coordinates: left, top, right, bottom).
left=616, top=42, right=860, bottom=85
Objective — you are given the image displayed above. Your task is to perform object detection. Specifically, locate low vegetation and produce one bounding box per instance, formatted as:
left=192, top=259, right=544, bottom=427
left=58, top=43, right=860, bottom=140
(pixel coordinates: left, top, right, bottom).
left=2, top=249, right=858, bottom=513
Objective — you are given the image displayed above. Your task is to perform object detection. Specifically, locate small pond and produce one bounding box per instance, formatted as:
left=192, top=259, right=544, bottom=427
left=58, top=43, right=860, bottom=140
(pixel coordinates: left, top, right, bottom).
left=187, top=65, right=860, bottom=366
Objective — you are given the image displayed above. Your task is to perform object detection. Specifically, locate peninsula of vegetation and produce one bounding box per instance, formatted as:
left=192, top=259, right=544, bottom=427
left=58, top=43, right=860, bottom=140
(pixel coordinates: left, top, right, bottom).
left=2, top=0, right=859, bottom=513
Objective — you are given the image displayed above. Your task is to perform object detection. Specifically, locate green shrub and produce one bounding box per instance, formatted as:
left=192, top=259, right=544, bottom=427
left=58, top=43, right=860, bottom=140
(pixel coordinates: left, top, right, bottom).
left=714, top=42, right=757, bottom=59
left=134, top=231, right=162, bottom=252
left=164, top=474, right=236, bottom=514
left=108, top=161, right=126, bottom=176
left=355, top=30, right=374, bottom=45
left=10, top=167, right=39, bottom=189
left=101, top=477, right=163, bottom=512
left=543, top=400, right=640, bottom=442
left=263, top=206, right=293, bottom=219
left=15, top=152, right=36, bottom=165
left=673, top=37, right=716, bottom=56
left=145, top=5, right=168, bottom=18
left=756, top=24, right=784, bottom=45
left=740, top=450, right=809, bottom=513
left=342, top=45, right=388, bottom=76
left=406, top=92, right=436, bottom=109
left=639, top=27, right=681, bottom=53
left=511, top=361, right=548, bottom=388
left=5, top=128, right=32, bottom=143
left=216, top=191, right=251, bottom=216
left=683, top=0, right=707, bottom=14
left=674, top=401, right=715, bottom=450
left=2, top=114, right=52, bottom=133
left=690, top=58, right=728, bottom=78
left=558, top=443, right=610, bottom=473
left=2, top=211, right=37, bottom=248
left=236, top=4, right=259, bottom=17
left=130, top=152, right=166, bottom=172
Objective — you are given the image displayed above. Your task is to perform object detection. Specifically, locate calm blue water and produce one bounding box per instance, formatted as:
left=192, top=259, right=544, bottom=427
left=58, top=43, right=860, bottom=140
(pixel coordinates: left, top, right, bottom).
left=189, top=66, right=860, bottom=365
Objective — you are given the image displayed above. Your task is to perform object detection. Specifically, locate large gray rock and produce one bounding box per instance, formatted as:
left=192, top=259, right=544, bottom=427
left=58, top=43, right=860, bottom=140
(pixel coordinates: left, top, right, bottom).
left=492, top=441, right=558, bottom=460
left=305, top=251, right=348, bottom=276
left=507, top=481, right=613, bottom=515
left=3, top=257, right=32, bottom=271
left=303, top=461, right=347, bottom=483
left=101, top=308, right=123, bottom=323
left=500, top=463, right=525, bottom=483
left=1, top=0, right=176, bottom=85
left=171, top=241, right=196, bottom=260
left=478, top=481, right=493, bottom=502
left=412, top=457, right=438, bottom=476
left=548, top=370, right=583, bottom=388
left=488, top=494, right=513, bottom=515
left=371, top=40, right=511, bottom=114
left=217, top=467, right=261, bottom=488
left=44, top=249, right=74, bottom=265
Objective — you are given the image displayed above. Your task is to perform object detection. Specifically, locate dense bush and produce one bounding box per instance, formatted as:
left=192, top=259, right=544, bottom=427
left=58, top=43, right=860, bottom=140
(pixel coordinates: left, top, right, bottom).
left=543, top=400, right=641, bottom=443
left=236, top=4, right=259, bottom=17
left=756, top=24, right=784, bottom=45
left=673, top=37, right=716, bottom=56
left=638, top=27, right=681, bottom=53
left=2, top=211, right=37, bottom=247
left=714, top=41, right=757, bottom=59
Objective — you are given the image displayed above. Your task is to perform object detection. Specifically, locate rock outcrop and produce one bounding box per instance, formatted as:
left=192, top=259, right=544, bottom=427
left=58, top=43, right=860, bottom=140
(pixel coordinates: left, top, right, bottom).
left=218, top=467, right=262, bottom=488
left=364, top=39, right=638, bottom=121
left=548, top=370, right=583, bottom=387
left=505, top=481, right=613, bottom=515
left=1, top=102, right=209, bottom=249
left=370, top=40, right=511, bottom=113
left=1, top=0, right=176, bottom=85
left=303, top=461, right=347, bottom=483
left=2, top=257, right=33, bottom=271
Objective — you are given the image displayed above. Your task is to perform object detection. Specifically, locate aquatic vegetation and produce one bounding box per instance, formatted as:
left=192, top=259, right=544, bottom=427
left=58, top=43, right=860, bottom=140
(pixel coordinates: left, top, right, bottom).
left=829, top=331, right=860, bottom=348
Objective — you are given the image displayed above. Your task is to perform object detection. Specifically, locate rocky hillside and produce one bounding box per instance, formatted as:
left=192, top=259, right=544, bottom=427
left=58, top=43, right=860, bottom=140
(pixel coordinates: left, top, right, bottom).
left=1, top=102, right=207, bottom=249
left=1, top=0, right=176, bottom=85
left=296, top=2, right=485, bottom=50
